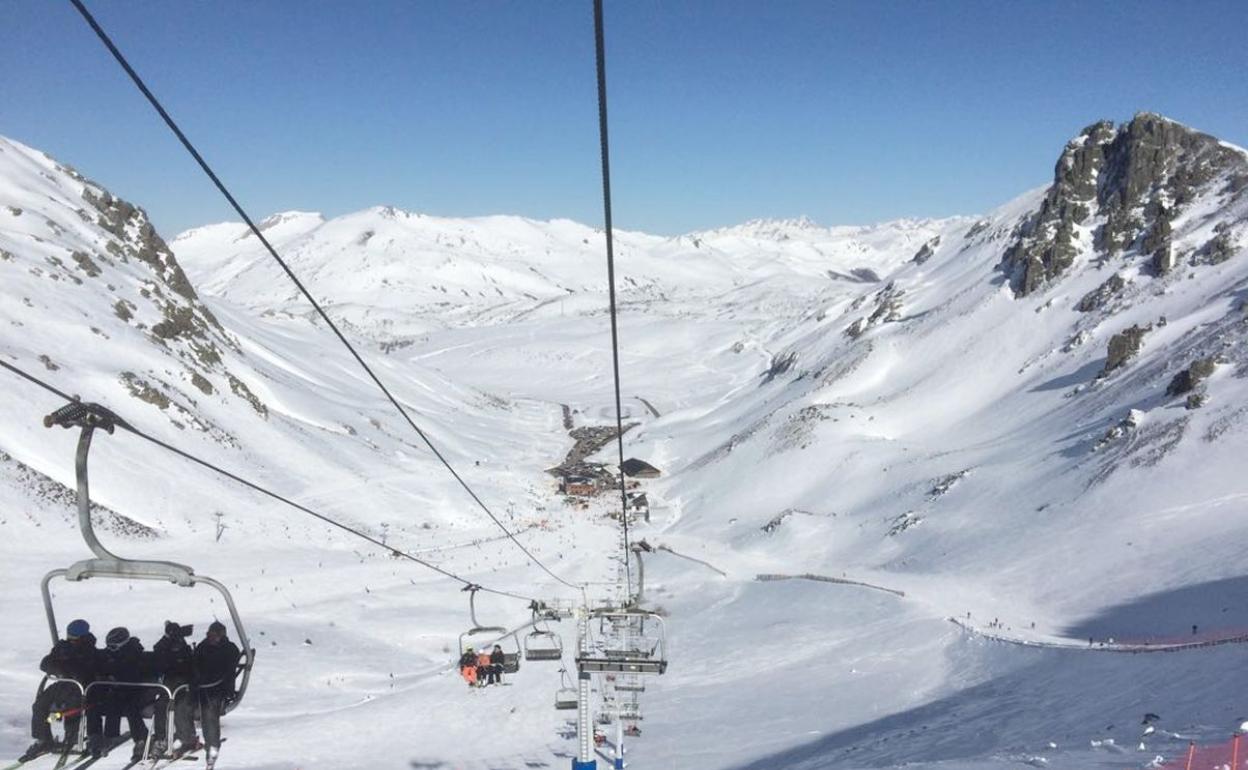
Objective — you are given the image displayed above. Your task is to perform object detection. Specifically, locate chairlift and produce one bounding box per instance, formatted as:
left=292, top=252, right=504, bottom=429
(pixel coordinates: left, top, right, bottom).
left=523, top=620, right=563, bottom=662
left=554, top=667, right=578, bottom=711
left=576, top=609, right=667, bottom=675
left=37, top=402, right=256, bottom=752
left=615, top=673, right=645, bottom=692
left=457, top=585, right=520, bottom=673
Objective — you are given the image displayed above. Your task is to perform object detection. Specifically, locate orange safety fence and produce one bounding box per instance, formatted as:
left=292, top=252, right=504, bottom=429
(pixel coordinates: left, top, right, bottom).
left=1152, top=735, right=1244, bottom=770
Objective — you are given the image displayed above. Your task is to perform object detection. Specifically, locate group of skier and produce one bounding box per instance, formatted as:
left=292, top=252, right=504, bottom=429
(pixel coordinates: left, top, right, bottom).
left=23, top=617, right=241, bottom=767
left=458, top=645, right=507, bottom=687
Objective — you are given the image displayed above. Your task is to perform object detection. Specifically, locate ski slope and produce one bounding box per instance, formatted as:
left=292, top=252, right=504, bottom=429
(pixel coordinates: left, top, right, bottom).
left=3, top=113, right=1248, bottom=769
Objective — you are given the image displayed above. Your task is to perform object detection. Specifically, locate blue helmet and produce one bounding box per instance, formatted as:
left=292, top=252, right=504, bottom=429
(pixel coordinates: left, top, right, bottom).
left=66, top=619, right=90, bottom=639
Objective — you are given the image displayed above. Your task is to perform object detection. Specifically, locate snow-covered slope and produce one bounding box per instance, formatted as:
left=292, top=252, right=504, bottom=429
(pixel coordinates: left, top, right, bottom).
left=2, top=113, right=1248, bottom=770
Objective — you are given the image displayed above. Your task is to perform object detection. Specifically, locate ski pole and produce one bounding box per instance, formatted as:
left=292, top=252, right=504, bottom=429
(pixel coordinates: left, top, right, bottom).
left=47, top=704, right=88, bottom=723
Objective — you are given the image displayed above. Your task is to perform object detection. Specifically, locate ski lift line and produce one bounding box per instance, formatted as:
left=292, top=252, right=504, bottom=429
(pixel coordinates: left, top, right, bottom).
left=0, top=360, right=536, bottom=605
left=592, top=0, right=634, bottom=600
left=66, top=0, right=580, bottom=594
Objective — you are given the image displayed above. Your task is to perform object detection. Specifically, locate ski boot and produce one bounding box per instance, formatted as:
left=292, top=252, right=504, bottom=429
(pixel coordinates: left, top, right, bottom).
left=174, top=736, right=203, bottom=755
left=19, top=739, right=53, bottom=762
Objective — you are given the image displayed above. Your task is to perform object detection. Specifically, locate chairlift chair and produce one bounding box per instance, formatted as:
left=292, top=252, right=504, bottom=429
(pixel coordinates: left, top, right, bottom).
left=36, top=402, right=256, bottom=753
left=615, top=673, right=645, bottom=692
left=524, top=627, right=563, bottom=662
left=457, top=585, right=521, bottom=673
left=576, top=609, right=667, bottom=675
left=554, top=687, right=579, bottom=710
left=554, top=668, right=579, bottom=711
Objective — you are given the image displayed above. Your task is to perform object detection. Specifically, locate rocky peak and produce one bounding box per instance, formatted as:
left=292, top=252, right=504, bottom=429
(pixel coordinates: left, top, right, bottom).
left=1002, top=114, right=1248, bottom=295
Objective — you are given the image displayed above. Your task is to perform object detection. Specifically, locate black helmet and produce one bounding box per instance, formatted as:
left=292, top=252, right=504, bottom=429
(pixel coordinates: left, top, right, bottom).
left=105, top=627, right=130, bottom=651
left=164, top=620, right=192, bottom=640
left=207, top=620, right=227, bottom=638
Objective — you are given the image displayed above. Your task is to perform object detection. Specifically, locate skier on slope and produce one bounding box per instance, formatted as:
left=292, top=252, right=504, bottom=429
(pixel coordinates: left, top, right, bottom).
left=458, top=647, right=479, bottom=687
left=150, top=620, right=199, bottom=757
left=488, top=644, right=506, bottom=686
left=87, top=627, right=149, bottom=760
left=194, top=621, right=241, bottom=769
left=21, top=619, right=97, bottom=762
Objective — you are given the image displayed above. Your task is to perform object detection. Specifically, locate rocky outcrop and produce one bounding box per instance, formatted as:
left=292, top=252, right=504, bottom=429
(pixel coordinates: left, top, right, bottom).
left=912, top=235, right=941, bottom=265
left=1142, top=205, right=1174, bottom=275
left=1196, top=224, right=1236, bottom=266
left=1166, top=357, right=1217, bottom=397
left=1002, top=114, right=1248, bottom=295
left=761, top=351, right=798, bottom=383
left=1075, top=274, right=1127, bottom=312
left=846, top=283, right=905, bottom=339
left=1100, top=324, right=1150, bottom=377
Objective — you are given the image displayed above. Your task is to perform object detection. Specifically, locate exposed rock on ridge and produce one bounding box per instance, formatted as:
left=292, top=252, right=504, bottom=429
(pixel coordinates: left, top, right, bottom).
left=1002, top=113, right=1248, bottom=295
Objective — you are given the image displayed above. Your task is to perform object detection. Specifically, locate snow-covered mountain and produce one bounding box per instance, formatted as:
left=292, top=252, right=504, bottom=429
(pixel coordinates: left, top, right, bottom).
left=2, top=113, right=1247, bottom=770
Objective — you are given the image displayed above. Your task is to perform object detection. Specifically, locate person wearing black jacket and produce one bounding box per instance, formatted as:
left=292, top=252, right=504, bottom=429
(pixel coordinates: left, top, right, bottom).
left=458, top=648, right=479, bottom=687
left=21, top=619, right=96, bottom=761
left=150, top=620, right=198, bottom=755
left=87, top=627, right=149, bottom=760
left=488, top=645, right=505, bottom=685
left=194, top=621, right=240, bottom=769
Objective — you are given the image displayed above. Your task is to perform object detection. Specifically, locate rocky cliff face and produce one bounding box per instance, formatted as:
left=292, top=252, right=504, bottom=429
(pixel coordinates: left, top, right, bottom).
left=0, top=137, right=267, bottom=438
left=1002, top=113, right=1248, bottom=296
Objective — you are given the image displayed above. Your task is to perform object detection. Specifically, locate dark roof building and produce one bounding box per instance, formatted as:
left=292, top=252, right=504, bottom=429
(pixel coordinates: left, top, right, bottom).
left=621, top=458, right=661, bottom=478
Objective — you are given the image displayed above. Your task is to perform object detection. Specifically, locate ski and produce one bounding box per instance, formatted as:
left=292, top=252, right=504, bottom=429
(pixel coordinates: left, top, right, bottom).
left=148, top=752, right=194, bottom=770
left=51, top=743, right=80, bottom=770
left=149, top=739, right=222, bottom=770
left=0, top=749, right=57, bottom=770
left=1, top=753, right=50, bottom=770
left=66, top=733, right=134, bottom=770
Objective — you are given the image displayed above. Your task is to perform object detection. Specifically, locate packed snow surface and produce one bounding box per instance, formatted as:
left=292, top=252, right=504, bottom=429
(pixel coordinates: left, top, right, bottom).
left=2, top=118, right=1248, bottom=770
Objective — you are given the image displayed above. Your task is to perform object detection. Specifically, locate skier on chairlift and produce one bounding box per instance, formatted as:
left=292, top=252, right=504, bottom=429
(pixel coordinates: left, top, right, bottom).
left=87, top=627, right=149, bottom=760
left=489, top=644, right=505, bottom=685
left=477, top=648, right=494, bottom=686
left=150, top=620, right=199, bottom=757
left=194, top=621, right=241, bottom=769
left=21, top=619, right=97, bottom=762
left=459, top=646, right=479, bottom=687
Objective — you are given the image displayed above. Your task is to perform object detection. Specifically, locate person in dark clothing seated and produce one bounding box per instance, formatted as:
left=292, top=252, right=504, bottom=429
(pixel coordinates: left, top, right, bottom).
left=488, top=644, right=506, bottom=685
left=22, top=619, right=97, bottom=762
left=150, top=620, right=199, bottom=756
left=87, top=627, right=149, bottom=760
left=194, top=621, right=241, bottom=769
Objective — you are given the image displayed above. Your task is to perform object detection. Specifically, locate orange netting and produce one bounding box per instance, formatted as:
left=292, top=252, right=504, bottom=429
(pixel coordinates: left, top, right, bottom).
left=1153, top=736, right=1245, bottom=770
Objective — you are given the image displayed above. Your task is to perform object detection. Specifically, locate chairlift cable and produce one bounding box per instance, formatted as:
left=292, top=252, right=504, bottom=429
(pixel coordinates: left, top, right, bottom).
left=592, top=0, right=634, bottom=600
left=0, top=359, right=535, bottom=604
left=66, top=0, right=579, bottom=592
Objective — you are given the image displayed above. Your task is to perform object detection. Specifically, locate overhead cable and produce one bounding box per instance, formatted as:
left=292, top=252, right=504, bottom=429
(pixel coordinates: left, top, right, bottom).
left=0, top=358, right=536, bottom=604
left=592, top=0, right=634, bottom=598
left=67, top=0, right=579, bottom=591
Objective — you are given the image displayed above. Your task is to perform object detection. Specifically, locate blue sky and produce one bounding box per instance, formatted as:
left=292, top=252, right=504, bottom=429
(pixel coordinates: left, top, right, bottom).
left=3, top=1, right=1246, bottom=236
